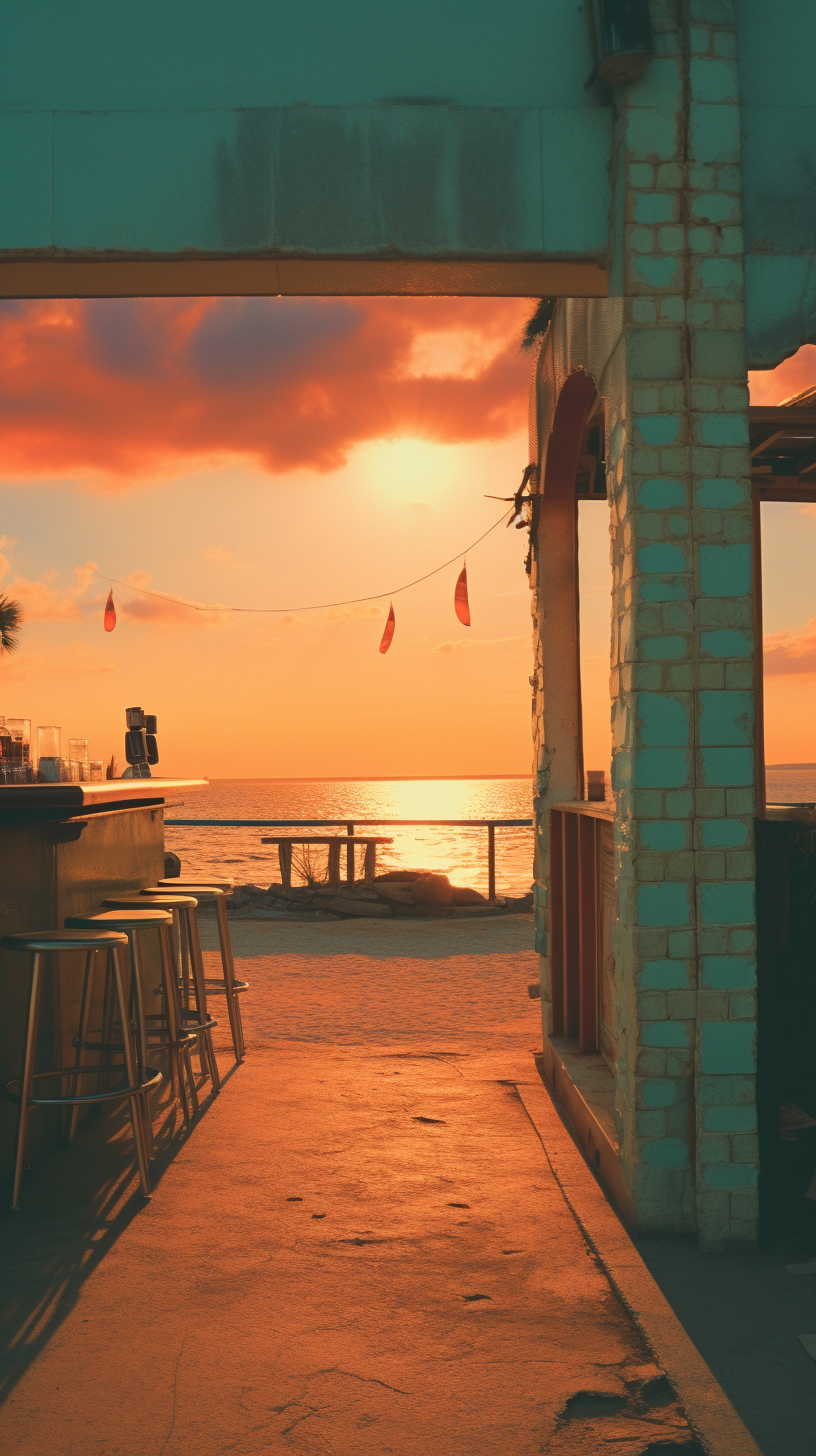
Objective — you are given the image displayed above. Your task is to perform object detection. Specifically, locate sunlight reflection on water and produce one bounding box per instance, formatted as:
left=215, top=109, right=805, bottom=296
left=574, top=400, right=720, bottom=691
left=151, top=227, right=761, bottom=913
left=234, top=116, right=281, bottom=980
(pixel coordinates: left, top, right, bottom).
left=165, top=778, right=535, bottom=896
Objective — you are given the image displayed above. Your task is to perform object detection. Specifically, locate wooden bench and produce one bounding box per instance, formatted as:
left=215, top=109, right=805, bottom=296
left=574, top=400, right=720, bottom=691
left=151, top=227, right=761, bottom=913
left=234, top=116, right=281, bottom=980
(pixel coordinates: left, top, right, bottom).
left=261, top=835, right=393, bottom=889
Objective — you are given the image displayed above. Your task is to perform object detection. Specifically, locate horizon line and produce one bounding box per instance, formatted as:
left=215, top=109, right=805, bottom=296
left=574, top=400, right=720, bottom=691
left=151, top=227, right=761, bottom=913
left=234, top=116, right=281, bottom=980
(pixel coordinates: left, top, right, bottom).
left=200, top=774, right=534, bottom=782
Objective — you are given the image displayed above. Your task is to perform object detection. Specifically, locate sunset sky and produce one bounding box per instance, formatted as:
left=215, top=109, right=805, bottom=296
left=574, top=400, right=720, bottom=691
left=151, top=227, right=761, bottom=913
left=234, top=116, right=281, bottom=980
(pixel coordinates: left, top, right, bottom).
left=0, top=299, right=813, bottom=779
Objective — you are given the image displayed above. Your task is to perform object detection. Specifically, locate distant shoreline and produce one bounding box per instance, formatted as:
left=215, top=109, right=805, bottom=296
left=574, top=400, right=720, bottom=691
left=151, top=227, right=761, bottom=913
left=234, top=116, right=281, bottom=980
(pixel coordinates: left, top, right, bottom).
left=203, top=775, right=535, bottom=783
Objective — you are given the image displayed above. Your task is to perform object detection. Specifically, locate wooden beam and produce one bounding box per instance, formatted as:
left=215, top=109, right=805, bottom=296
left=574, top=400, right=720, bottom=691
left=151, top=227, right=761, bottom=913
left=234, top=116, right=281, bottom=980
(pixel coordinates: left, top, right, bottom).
left=750, top=429, right=785, bottom=458
left=0, top=256, right=609, bottom=300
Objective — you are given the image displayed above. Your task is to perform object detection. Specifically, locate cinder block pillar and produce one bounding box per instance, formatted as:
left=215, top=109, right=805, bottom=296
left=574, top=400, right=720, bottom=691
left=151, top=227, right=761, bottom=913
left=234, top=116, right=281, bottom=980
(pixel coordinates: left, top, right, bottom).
left=613, top=0, right=758, bottom=1247
left=530, top=0, right=759, bottom=1247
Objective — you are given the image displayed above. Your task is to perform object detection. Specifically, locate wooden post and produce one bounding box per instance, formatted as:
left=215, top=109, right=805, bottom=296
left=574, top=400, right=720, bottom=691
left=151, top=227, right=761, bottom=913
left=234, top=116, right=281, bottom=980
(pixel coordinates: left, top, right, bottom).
left=487, top=823, right=496, bottom=902
left=278, top=841, right=293, bottom=890
left=327, top=841, right=342, bottom=888
left=346, top=821, right=355, bottom=884
left=578, top=815, right=598, bottom=1052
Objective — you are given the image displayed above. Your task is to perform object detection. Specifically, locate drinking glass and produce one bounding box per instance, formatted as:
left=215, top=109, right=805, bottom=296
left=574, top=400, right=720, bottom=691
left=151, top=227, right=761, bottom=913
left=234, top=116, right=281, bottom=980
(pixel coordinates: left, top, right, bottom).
left=6, top=719, right=31, bottom=763
left=69, top=737, right=89, bottom=767
left=37, top=726, right=61, bottom=764
left=88, top=760, right=104, bottom=782
left=38, top=757, right=61, bottom=783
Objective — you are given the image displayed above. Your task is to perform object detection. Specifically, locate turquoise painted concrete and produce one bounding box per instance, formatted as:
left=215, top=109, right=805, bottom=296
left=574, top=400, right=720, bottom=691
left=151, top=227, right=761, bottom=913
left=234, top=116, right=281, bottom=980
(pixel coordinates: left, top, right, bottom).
left=738, top=0, right=816, bottom=363
left=642, top=1021, right=690, bottom=1049
left=638, top=544, right=687, bottom=573
left=2, top=2, right=598, bottom=111
left=703, top=1163, right=758, bottom=1190
left=638, top=883, right=691, bottom=928
left=702, top=955, right=756, bottom=990
left=638, top=695, right=689, bottom=746
left=698, top=545, right=751, bottom=599
left=704, top=1105, right=756, bottom=1133
left=700, top=630, right=751, bottom=659
left=698, top=691, right=752, bottom=746
left=0, top=1, right=613, bottom=263
left=701, top=820, right=749, bottom=849
left=699, top=882, right=755, bottom=927
left=638, top=479, right=687, bottom=509
left=641, top=960, right=689, bottom=991
left=642, top=1139, right=688, bottom=1168
left=641, top=636, right=688, bottom=661
left=1, top=0, right=815, bottom=370
left=636, top=748, right=689, bottom=789
left=636, top=416, right=681, bottom=446
left=700, top=747, right=754, bottom=787
left=643, top=1078, right=680, bottom=1107
left=695, top=480, right=744, bottom=509
left=701, top=1022, right=756, bottom=1075
left=641, top=821, right=686, bottom=851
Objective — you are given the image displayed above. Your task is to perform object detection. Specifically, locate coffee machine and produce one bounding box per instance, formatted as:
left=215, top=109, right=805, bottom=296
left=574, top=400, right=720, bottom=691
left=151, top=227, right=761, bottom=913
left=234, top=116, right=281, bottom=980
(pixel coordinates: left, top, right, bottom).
left=124, top=706, right=159, bottom=778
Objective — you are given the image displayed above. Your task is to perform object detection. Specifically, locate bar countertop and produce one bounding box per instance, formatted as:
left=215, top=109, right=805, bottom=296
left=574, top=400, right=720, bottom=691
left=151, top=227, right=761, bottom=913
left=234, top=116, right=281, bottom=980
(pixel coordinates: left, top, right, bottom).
left=0, top=778, right=207, bottom=816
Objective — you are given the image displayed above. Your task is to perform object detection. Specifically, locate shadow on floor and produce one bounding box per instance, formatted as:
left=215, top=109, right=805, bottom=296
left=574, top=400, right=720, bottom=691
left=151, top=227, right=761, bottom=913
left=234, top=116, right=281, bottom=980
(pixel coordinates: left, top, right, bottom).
left=0, top=1068, right=233, bottom=1405
left=634, top=1231, right=816, bottom=1456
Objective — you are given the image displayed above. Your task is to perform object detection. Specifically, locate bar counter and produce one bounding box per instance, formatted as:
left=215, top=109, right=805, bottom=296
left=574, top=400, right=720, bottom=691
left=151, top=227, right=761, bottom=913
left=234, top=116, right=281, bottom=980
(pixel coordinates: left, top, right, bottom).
left=0, top=779, right=206, bottom=1173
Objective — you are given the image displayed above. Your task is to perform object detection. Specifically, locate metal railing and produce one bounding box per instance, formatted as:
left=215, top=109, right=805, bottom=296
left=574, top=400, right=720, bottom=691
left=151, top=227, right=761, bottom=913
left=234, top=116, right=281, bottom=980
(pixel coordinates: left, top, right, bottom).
left=163, top=817, right=533, bottom=900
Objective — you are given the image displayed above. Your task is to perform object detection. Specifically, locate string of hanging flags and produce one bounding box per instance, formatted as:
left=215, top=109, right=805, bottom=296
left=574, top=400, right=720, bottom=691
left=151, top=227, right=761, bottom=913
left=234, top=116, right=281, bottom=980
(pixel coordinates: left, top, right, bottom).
left=1, top=466, right=540, bottom=652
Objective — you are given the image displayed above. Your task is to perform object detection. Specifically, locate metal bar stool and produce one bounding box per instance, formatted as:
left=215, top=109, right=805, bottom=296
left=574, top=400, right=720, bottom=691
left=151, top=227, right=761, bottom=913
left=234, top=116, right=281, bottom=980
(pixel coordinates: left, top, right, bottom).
left=103, top=894, right=221, bottom=1095
left=66, top=906, right=200, bottom=1129
left=1, top=929, right=160, bottom=1210
left=152, top=882, right=246, bottom=1061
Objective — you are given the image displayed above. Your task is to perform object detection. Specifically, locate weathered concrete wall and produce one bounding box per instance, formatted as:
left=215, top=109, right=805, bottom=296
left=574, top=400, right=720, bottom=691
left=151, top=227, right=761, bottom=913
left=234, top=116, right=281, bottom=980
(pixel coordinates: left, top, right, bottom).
left=531, top=0, right=759, bottom=1249
left=0, top=0, right=611, bottom=276
left=738, top=0, right=816, bottom=365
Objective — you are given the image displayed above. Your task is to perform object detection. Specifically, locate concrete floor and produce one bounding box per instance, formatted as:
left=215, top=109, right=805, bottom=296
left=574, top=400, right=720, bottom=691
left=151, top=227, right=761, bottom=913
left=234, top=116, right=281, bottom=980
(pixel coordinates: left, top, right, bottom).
left=0, top=917, right=717, bottom=1453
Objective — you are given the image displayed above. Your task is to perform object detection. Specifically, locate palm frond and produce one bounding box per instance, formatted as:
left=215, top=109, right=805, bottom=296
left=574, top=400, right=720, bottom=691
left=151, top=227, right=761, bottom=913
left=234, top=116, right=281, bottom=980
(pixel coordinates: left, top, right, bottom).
left=521, top=298, right=556, bottom=352
left=0, top=596, right=22, bottom=654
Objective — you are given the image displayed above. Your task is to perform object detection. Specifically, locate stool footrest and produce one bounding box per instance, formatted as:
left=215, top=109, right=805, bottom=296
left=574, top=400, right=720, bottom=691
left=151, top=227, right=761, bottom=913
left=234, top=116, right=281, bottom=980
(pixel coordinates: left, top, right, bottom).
left=4, top=1065, right=162, bottom=1108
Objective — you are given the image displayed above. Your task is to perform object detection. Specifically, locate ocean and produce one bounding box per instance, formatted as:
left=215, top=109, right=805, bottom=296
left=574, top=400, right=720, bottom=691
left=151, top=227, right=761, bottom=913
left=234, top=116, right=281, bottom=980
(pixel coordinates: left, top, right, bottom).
left=164, top=777, right=536, bottom=898
left=164, top=767, right=816, bottom=898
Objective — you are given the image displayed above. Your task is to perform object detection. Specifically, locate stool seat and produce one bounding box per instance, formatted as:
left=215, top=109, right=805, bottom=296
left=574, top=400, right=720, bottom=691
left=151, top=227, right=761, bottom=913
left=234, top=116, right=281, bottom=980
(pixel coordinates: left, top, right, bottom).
left=67, top=909, right=172, bottom=929
left=158, top=878, right=234, bottom=892
left=145, top=885, right=222, bottom=904
left=2, top=929, right=128, bottom=953
left=104, top=893, right=198, bottom=910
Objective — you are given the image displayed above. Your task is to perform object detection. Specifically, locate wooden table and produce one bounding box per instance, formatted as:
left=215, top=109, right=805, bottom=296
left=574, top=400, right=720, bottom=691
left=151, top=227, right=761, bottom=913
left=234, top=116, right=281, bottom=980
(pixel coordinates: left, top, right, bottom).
left=261, top=835, right=393, bottom=889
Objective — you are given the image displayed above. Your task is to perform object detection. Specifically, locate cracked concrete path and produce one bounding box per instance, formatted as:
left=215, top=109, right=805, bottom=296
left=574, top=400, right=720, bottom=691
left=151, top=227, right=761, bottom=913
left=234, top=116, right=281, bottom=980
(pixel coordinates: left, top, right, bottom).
left=0, top=918, right=708, bottom=1453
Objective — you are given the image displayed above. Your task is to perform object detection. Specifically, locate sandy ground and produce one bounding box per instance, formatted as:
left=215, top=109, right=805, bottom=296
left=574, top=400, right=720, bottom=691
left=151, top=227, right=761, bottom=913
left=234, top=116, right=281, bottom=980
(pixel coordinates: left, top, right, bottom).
left=0, top=915, right=705, bottom=1455
left=199, top=914, right=542, bottom=1049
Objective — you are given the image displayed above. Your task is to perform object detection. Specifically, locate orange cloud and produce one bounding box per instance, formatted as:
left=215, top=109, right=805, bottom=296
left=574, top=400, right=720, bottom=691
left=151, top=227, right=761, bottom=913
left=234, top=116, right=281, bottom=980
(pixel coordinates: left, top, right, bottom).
left=764, top=618, right=816, bottom=675
left=0, top=297, right=532, bottom=487
left=749, top=344, right=816, bottom=405
left=0, top=538, right=101, bottom=620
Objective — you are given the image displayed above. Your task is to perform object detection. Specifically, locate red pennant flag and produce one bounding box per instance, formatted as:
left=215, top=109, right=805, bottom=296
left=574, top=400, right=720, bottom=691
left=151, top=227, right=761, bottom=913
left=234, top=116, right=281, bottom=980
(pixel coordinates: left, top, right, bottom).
left=379, top=601, right=396, bottom=654
left=454, top=563, right=470, bottom=626
left=104, top=588, right=117, bottom=632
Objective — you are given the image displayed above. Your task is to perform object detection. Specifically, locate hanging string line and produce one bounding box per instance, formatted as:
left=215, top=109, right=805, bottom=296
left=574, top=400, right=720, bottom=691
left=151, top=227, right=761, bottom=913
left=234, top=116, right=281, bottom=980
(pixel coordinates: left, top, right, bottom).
left=0, top=502, right=513, bottom=615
